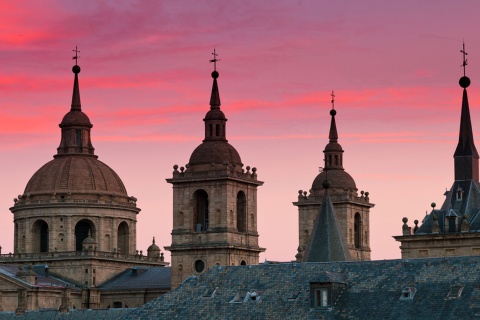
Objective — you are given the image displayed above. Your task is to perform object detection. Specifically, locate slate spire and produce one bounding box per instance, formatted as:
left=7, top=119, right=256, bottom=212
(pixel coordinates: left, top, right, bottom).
left=203, top=49, right=227, bottom=142
left=303, top=180, right=351, bottom=262
left=56, top=48, right=95, bottom=157
left=323, top=92, right=344, bottom=171
left=454, top=44, right=479, bottom=181
left=71, top=46, right=81, bottom=111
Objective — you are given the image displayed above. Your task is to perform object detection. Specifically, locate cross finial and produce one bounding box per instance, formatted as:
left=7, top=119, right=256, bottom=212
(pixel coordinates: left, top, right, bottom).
left=72, top=45, right=80, bottom=66
left=210, top=48, right=220, bottom=71
left=461, top=41, right=468, bottom=77
left=330, top=90, right=335, bottom=110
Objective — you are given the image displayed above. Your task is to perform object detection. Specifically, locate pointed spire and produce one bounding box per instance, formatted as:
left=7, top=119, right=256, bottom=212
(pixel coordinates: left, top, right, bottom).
left=209, top=48, right=221, bottom=109
left=303, top=180, right=351, bottom=262
left=203, top=49, right=227, bottom=141
left=71, top=46, right=81, bottom=111
left=454, top=43, right=479, bottom=181
left=328, top=90, right=338, bottom=142
left=209, top=72, right=221, bottom=109
left=323, top=92, right=344, bottom=170
left=56, top=49, right=95, bottom=157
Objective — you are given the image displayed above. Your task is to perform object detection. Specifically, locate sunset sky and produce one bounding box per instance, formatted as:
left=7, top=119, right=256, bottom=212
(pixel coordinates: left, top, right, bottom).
left=1, top=1, right=480, bottom=262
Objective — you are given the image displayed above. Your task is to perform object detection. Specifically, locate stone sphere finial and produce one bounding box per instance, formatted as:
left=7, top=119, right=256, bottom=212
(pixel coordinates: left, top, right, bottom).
left=459, top=76, right=470, bottom=88
left=402, top=217, right=408, bottom=224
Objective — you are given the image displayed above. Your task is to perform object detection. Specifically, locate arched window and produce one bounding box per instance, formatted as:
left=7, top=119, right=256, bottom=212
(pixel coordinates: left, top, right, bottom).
left=75, top=219, right=95, bottom=251
left=237, top=191, right=246, bottom=233
left=117, top=222, right=129, bottom=254
left=354, top=213, right=362, bottom=249
left=193, top=189, right=209, bottom=231
left=32, top=220, right=49, bottom=253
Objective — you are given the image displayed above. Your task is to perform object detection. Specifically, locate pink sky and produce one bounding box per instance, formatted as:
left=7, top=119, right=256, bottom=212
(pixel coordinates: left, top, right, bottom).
left=1, top=1, right=480, bottom=262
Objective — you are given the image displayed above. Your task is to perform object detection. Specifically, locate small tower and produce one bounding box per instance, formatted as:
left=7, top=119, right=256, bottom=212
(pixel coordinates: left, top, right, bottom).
left=293, top=93, right=374, bottom=261
left=395, top=44, right=480, bottom=258
left=165, top=51, right=265, bottom=288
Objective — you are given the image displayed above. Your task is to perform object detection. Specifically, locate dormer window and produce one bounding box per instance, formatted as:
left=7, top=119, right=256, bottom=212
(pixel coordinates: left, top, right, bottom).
left=399, top=287, right=416, bottom=300
left=310, top=283, right=331, bottom=309
left=456, top=188, right=464, bottom=201
left=447, top=286, right=464, bottom=299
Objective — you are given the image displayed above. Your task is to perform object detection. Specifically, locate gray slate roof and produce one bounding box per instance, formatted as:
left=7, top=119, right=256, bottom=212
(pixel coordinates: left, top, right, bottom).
left=0, top=308, right=133, bottom=320
left=0, top=265, right=74, bottom=288
left=303, top=190, right=351, bottom=262
left=98, top=266, right=171, bottom=291
left=124, top=256, right=480, bottom=319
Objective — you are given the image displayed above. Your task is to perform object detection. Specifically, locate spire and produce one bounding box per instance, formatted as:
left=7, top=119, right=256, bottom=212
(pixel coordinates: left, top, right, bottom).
left=203, top=49, right=227, bottom=141
left=71, top=46, right=81, bottom=111
left=329, top=91, right=338, bottom=142
left=303, top=179, right=351, bottom=262
left=323, top=91, right=344, bottom=170
left=55, top=48, right=95, bottom=157
left=454, top=42, right=479, bottom=181
left=209, top=48, right=221, bottom=109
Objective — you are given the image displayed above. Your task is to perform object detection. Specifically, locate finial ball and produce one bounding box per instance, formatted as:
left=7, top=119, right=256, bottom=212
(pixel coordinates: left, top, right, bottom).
left=402, top=217, right=408, bottom=223
left=211, top=71, right=219, bottom=79
left=330, top=109, right=337, bottom=116
left=459, top=76, right=470, bottom=88
left=72, top=65, right=81, bottom=74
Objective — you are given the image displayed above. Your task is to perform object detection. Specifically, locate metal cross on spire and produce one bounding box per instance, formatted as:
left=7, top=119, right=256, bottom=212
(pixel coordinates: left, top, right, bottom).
left=461, top=41, right=468, bottom=77
left=72, top=45, right=80, bottom=65
left=330, top=90, right=335, bottom=110
left=209, top=48, right=220, bottom=71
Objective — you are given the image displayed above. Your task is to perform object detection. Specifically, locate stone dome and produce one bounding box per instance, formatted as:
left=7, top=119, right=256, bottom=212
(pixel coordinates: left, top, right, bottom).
left=312, top=170, right=356, bottom=191
left=324, top=142, right=343, bottom=152
left=189, top=141, right=242, bottom=166
left=204, top=108, right=226, bottom=121
left=24, top=155, right=128, bottom=196
left=60, top=110, right=92, bottom=127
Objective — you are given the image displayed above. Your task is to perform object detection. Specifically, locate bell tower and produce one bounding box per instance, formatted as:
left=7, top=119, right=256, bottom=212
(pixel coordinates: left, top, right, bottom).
left=165, top=51, right=265, bottom=288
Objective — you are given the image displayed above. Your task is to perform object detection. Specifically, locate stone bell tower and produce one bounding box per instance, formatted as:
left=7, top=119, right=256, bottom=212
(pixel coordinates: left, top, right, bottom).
left=165, top=51, right=265, bottom=288
left=294, top=93, right=374, bottom=261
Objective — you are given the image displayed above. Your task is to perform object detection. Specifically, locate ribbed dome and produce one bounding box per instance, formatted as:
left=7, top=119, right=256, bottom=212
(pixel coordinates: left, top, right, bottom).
left=60, top=110, right=92, bottom=127
left=189, top=141, right=242, bottom=166
left=312, top=170, right=356, bottom=191
left=204, top=108, right=226, bottom=121
left=324, top=142, right=343, bottom=152
left=24, top=156, right=128, bottom=196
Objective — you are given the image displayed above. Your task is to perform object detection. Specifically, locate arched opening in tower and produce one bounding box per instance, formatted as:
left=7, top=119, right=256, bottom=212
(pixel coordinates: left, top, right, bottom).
left=32, top=220, right=49, bottom=253
left=237, top=191, right=246, bottom=233
left=75, top=219, right=95, bottom=251
left=193, top=189, right=209, bottom=232
left=354, top=213, right=362, bottom=249
left=117, top=222, right=130, bottom=254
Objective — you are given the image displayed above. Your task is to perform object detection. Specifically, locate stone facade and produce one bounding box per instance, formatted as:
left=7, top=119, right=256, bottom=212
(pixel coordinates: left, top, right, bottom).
left=294, top=106, right=373, bottom=261
left=165, top=69, right=264, bottom=288
left=395, top=74, right=480, bottom=259
left=0, top=62, right=169, bottom=313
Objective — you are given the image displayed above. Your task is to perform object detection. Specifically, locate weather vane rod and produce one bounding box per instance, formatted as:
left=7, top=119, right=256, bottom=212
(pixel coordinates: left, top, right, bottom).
left=461, top=41, right=468, bottom=77
left=210, top=48, right=220, bottom=71
left=72, top=45, right=80, bottom=65
left=330, top=90, right=335, bottom=110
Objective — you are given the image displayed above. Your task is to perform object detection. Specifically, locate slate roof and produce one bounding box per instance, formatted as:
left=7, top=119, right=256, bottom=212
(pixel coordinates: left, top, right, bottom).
left=0, top=265, right=74, bottom=288
left=124, top=256, right=480, bottom=319
left=303, top=190, right=351, bottom=262
left=0, top=308, right=133, bottom=320
left=98, top=266, right=171, bottom=291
